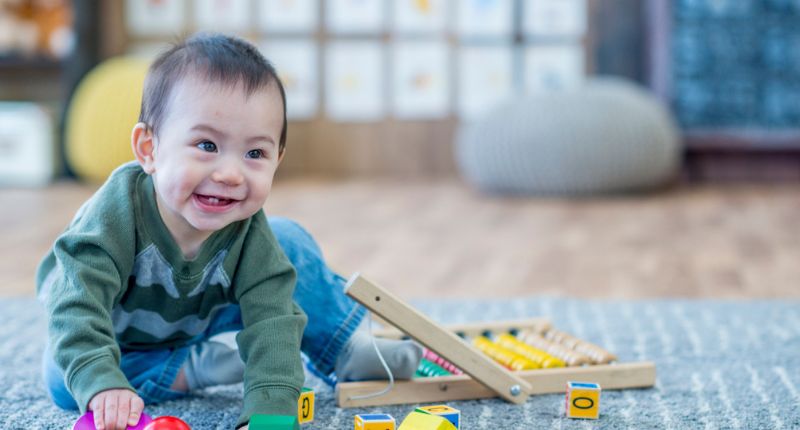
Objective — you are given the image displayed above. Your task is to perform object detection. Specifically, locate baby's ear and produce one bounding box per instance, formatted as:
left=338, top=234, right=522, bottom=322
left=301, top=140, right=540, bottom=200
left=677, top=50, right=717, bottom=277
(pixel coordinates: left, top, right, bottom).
left=277, top=146, right=286, bottom=164
left=131, top=123, right=156, bottom=174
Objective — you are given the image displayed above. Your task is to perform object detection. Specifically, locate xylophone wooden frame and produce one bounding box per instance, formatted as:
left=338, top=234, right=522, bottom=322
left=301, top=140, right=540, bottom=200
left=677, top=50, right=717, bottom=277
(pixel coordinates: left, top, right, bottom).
left=336, top=273, right=656, bottom=408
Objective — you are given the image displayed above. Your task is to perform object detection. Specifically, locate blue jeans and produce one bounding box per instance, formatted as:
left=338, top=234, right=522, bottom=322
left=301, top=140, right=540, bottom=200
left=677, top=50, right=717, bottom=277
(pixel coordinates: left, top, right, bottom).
left=42, top=217, right=366, bottom=410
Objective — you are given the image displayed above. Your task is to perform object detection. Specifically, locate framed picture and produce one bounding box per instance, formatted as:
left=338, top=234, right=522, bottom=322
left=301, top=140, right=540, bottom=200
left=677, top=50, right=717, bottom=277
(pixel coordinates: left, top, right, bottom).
left=325, top=0, right=385, bottom=34
left=324, top=41, right=385, bottom=121
left=260, top=39, right=319, bottom=120
left=125, top=0, right=186, bottom=36
left=392, top=0, right=448, bottom=35
left=391, top=40, right=450, bottom=119
left=457, top=45, right=514, bottom=118
left=524, top=44, right=585, bottom=93
left=523, top=0, right=586, bottom=39
left=258, top=0, right=318, bottom=33
left=194, top=0, right=252, bottom=32
left=455, top=0, right=514, bottom=40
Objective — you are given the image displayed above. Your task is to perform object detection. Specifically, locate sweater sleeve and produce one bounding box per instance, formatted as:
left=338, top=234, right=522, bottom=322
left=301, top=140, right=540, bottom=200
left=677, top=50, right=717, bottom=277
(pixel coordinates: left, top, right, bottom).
left=39, top=165, right=140, bottom=413
left=45, top=230, right=135, bottom=413
left=232, top=217, right=307, bottom=428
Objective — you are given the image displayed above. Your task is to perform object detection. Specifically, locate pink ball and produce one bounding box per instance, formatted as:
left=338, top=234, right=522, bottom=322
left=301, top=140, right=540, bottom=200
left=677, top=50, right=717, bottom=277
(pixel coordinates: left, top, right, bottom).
left=72, top=411, right=153, bottom=430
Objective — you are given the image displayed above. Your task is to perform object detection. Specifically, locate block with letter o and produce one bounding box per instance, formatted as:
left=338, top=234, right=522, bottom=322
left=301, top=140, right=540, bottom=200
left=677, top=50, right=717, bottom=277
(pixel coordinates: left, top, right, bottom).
left=565, top=381, right=601, bottom=419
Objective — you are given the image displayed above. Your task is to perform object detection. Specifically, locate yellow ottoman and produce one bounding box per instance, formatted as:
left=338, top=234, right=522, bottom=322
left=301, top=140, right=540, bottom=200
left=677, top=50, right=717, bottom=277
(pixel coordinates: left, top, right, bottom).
left=65, top=56, right=149, bottom=183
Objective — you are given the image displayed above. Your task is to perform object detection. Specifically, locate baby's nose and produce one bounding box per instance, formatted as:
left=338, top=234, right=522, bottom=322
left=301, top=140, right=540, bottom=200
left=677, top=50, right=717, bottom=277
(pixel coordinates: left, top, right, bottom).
left=212, top=162, right=244, bottom=186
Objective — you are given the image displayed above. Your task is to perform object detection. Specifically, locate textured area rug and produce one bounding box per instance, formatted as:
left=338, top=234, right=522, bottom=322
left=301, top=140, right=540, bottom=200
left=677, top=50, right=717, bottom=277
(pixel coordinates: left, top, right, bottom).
left=1, top=297, right=799, bottom=429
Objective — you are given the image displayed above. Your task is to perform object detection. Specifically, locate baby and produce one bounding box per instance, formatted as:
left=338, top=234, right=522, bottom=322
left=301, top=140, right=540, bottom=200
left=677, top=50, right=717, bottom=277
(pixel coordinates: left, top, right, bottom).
left=38, top=33, right=420, bottom=430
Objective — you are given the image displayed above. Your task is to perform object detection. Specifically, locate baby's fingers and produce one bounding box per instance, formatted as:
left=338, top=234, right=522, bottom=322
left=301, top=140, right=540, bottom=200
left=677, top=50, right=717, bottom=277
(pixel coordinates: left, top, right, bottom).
left=103, top=394, right=119, bottom=430
left=115, top=396, right=131, bottom=430
left=128, top=396, right=145, bottom=426
left=92, top=396, right=106, bottom=429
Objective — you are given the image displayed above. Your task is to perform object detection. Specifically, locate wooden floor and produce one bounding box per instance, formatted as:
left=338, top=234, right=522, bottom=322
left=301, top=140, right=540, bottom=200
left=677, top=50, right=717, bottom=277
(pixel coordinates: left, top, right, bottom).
left=3, top=178, right=799, bottom=300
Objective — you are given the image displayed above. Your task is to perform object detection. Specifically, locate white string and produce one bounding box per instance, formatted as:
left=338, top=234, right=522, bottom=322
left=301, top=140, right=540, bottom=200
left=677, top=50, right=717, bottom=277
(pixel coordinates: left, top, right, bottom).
left=346, top=312, right=395, bottom=400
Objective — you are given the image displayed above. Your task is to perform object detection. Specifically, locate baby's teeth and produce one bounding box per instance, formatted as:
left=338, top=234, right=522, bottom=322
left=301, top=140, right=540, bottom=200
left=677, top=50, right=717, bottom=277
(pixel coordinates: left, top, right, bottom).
left=209, top=197, right=219, bottom=204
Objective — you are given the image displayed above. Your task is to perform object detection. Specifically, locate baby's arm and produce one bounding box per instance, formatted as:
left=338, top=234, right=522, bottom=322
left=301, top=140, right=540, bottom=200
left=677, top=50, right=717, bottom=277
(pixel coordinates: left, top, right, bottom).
left=37, top=165, right=144, bottom=423
left=89, top=389, right=145, bottom=430
left=43, top=229, right=137, bottom=417
left=231, top=218, right=307, bottom=428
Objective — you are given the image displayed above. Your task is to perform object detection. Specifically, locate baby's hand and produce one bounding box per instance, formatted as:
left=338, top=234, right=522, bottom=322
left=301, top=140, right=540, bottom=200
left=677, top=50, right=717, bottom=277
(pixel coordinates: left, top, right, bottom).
left=89, top=388, right=145, bottom=430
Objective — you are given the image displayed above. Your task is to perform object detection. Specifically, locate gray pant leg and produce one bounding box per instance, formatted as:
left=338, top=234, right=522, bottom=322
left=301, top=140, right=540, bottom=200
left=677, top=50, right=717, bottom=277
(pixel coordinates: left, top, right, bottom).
left=182, top=332, right=244, bottom=390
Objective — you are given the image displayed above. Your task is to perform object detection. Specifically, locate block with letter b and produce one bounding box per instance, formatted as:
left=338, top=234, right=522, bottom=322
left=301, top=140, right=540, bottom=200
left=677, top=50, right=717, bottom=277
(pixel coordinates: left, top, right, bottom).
left=355, top=413, right=396, bottom=430
left=565, top=381, right=601, bottom=419
left=415, top=405, right=461, bottom=429
left=298, top=387, right=314, bottom=424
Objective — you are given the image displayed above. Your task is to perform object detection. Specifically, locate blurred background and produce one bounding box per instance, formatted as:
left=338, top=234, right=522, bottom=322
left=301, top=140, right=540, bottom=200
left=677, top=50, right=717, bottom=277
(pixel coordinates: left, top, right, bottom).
left=1, top=0, right=799, bottom=300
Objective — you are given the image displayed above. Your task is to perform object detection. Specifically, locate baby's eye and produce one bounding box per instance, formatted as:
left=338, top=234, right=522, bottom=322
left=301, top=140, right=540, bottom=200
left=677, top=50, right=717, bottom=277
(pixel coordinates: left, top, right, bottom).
left=197, top=140, right=217, bottom=152
left=246, top=149, right=265, bottom=159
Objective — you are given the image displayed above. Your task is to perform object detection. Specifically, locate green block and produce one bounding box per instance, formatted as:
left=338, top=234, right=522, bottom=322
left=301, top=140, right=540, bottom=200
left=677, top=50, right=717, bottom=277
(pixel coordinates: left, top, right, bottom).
left=250, top=414, right=300, bottom=430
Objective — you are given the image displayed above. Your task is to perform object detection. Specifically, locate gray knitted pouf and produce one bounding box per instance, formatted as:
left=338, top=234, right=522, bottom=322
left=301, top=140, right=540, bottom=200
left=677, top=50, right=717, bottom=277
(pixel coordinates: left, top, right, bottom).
left=455, top=77, right=681, bottom=195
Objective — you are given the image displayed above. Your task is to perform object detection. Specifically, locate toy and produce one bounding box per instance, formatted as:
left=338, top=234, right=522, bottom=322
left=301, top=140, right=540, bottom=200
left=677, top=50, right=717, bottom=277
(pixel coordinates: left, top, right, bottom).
left=250, top=414, right=300, bottom=430
left=422, top=349, right=462, bottom=375
left=143, top=416, right=191, bottom=430
left=414, top=358, right=452, bottom=378
left=343, top=274, right=532, bottom=406
left=354, top=413, right=396, bottom=430
left=565, top=381, right=602, bottom=419
left=337, top=274, right=655, bottom=408
left=397, top=411, right=456, bottom=430
left=414, top=405, right=460, bottom=429
left=0, top=0, right=72, bottom=58
left=516, top=330, right=592, bottom=366
left=472, top=335, right=540, bottom=371
left=72, top=412, right=153, bottom=430
left=545, top=328, right=617, bottom=363
left=298, top=387, right=314, bottom=424
left=494, top=333, right=566, bottom=368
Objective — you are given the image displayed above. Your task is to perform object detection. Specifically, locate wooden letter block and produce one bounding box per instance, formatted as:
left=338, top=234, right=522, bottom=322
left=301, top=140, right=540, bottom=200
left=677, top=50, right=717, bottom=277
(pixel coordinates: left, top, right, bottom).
left=298, top=387, right=314, bottom=424
left=354, top=413, right=396, bottom=430
left=415, top=405, right=461, bottom=429
left=250, top=414, right=300, bottom=430
left=565, top=381, right=601, bottom=419
left=398, top=411, right=457, bottom=430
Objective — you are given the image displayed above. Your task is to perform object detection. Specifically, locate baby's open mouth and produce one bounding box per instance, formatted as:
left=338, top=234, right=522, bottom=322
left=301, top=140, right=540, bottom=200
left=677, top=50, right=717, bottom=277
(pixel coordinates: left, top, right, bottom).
left=195, top=194, right=237, bottom=207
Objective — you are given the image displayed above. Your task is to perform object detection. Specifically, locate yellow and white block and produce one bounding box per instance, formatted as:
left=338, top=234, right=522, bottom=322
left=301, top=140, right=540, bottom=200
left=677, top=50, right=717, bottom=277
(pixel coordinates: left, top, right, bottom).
left=398, top=411, right=457, bottom=430
left=355, top=413, right=396, bottom=430
left=415, top=405, right=460, bottom=429
left=565, top=381, right=601, bottom=419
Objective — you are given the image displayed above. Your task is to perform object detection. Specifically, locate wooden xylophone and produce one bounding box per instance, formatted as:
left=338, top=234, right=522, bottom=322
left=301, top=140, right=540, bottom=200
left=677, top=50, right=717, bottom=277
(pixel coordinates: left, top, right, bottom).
left=337, top=274, right=656, bottom=408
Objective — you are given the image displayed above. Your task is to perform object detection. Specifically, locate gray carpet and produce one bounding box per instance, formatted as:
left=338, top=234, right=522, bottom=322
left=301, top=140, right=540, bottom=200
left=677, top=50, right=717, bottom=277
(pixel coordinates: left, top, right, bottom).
left=2, top=297, right=799, bottom=429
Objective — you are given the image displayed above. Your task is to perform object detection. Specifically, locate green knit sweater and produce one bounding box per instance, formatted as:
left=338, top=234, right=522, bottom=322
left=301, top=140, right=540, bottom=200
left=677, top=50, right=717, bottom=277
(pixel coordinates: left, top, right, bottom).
left=36, top=162, right=306, bottom=428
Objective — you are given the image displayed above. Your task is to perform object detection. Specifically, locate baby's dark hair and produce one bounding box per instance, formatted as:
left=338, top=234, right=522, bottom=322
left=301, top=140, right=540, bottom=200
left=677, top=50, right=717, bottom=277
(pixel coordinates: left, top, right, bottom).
left=138, top=33, right=287, bottom=153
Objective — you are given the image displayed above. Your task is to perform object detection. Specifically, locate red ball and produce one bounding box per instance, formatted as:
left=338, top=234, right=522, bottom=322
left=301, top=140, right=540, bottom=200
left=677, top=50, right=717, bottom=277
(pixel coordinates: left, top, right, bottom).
left=143, top=416, right=191, bottom=430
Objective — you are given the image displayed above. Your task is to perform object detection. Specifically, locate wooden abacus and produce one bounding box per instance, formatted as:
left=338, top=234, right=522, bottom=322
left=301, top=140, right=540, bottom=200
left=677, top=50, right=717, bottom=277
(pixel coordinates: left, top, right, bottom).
left=336, top=274, right=656, bottom=408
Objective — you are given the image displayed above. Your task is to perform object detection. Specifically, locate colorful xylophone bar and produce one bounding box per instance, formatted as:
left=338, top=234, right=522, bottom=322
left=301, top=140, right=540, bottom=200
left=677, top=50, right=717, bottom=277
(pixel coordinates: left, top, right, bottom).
left=423, top=349, right=463, bottom=375
left=413, top=328, right=616, bottom=378
left=415, top=358, right=452, bottom=378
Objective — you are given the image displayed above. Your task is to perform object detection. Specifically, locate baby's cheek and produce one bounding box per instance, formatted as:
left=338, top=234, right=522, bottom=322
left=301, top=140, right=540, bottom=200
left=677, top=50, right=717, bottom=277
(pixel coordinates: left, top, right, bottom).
left=173, top=169, right=200, bottom=196
left=179, top=179, right=197, bottom=198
